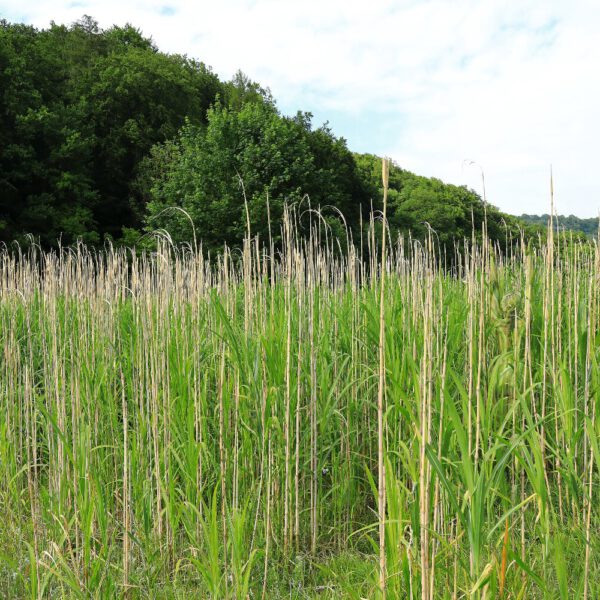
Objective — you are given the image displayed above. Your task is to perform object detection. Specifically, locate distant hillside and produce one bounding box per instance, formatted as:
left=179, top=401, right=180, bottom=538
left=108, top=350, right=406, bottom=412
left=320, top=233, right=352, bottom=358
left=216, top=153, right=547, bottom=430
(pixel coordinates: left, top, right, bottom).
left=519, top=214, right=599, bottom=237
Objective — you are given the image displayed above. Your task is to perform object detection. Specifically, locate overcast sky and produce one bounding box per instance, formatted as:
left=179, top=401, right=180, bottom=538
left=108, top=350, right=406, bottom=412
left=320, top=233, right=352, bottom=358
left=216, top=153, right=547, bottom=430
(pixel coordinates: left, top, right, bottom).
left=3, top=0, right=599, bottom=217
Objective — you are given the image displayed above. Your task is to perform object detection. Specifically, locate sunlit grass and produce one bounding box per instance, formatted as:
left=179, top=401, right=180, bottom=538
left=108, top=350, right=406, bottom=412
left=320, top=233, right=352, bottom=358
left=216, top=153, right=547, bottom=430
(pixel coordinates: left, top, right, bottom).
left=0, top=212, right=598, bottom=598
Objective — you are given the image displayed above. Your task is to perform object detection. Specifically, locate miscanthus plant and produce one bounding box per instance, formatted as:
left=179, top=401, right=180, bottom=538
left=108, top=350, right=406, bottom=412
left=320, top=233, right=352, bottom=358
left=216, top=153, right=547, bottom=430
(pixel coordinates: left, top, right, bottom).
left=0, top=198, right=598, bottom=599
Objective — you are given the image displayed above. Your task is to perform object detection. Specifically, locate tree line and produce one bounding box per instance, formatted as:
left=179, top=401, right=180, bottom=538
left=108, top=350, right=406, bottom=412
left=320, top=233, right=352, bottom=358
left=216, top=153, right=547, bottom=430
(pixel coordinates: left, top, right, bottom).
left=520, top=214, right=599, bottom=238
left=0, top=16, right=563, bottom=251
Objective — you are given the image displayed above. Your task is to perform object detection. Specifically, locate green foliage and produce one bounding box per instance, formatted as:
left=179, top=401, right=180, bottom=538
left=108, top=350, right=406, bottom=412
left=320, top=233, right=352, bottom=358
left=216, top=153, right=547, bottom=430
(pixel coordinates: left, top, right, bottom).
left=354, top=153, right=524, bottom=249
left=1, top=15, right=591, bottom=255
left=520, top=213, right=599, bottom=238
left=144, top=102, right=369, bottom=249
left=0, top=17, right=222, bottom=246
left=223, top=69, right=275, bottom=111
left=0, top=19, right=100, bottom=245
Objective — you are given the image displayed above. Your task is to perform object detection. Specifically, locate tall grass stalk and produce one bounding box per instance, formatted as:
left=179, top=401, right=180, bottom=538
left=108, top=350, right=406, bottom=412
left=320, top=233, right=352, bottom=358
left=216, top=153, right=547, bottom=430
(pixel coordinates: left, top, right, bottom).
left=0, top=204, right=598, bottom=598
left=378, top=158, right=389, bottom=597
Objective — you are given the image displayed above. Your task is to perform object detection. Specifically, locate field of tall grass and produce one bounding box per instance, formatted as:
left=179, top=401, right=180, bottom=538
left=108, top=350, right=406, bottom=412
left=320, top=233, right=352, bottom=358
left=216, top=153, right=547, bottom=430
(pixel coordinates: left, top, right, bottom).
left=0, top=199, right=598, bottom=597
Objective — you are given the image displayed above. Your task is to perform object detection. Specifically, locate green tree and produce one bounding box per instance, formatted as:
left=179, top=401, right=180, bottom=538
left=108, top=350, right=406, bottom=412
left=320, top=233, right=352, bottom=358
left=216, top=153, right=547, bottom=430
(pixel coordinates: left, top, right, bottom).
left=144, top=102, right=369, bottom=249
left=354, top=153, right=522, bottom=250
left=0, top=20, right=99, bottom=244
left=223, top=70, right=274, bottom=111
left=520, top=214, right=599, bottom=238
left=80, top=43, right=221, bottom=237
left=0, top=17, right=223, bottom=246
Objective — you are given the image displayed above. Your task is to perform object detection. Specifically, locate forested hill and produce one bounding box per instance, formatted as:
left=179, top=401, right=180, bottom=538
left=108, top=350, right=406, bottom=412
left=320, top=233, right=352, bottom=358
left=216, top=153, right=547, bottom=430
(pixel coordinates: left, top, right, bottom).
left=1, top=16, right=530, bottom=250
left=0, top=16, right=222, bottom=245
left=519, top=214, right=599, bottom=237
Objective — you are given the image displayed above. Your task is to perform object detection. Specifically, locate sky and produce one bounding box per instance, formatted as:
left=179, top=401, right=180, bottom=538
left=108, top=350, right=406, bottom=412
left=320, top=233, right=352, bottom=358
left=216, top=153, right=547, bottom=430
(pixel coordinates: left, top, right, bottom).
left=2, top=0, right=599, bottom=217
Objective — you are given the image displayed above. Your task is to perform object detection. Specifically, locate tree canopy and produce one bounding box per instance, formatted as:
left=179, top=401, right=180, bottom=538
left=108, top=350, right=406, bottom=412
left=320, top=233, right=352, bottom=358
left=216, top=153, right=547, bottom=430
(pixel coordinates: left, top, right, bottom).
left=354, top=153, right=521, bottom=250
left=520, top=214, right=599, bottom=238
left=0, top=15, right=560, bottom=252
left=143, top=102, right=369, bottom=248
left=0, top=17, right=221, bottom=245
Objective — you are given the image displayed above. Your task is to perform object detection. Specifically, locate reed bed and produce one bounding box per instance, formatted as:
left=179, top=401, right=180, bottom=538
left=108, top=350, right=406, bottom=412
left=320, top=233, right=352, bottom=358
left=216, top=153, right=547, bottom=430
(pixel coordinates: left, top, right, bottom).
left=0, top=213, right=598, bottom=598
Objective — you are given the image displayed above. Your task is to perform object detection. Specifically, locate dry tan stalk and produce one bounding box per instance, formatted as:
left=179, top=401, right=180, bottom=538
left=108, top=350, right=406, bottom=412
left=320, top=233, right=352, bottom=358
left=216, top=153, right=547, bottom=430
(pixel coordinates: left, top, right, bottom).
left=419, top=233, right=433, bottom=600
left=294, top=257, right=304, bottom=549
left=309, top=243, right=318, bottom=556
left=283, top=212, right=293, bottom=555
left=378, top=157, right=389, bottom=597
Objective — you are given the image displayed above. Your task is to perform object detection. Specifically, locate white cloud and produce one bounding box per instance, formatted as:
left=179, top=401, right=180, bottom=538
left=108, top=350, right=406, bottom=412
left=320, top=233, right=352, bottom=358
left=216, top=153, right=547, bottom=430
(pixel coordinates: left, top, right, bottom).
left=3, top=0, right=600, bottom=216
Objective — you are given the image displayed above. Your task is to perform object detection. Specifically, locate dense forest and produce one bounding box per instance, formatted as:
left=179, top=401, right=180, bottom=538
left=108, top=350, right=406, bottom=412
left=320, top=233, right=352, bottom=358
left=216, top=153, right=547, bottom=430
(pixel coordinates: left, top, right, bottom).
left=520, top=214, right=599, bottom=237
left=0, top=16, right=579, bottom=250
